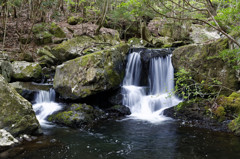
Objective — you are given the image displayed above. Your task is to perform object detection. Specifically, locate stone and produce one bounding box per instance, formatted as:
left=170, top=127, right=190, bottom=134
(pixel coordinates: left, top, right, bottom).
left=35, top=31, right=53, bottom=45
left=67, top=16, right=79, bottom=25
left=1, top=61, right=13, bottom=82
left=128, top=37, right=149, bottom=47
left=0, top=129, right=19, bottom=152
left=0, top=75, right=40, bottom=136
left=48, top=103, right=106, bottom=128
left=18, top=53, right=33, bottom=62
left=190, top=24, right=221, bottom=44
left=12, top=61, right=42, bottom=82
left=49, top=22, right=66, bottom=38
left=172, top=38, right=239, bottom=95
left=53, top=43, right=129, bottom=99
left=106, top=105, right=131, bottom=118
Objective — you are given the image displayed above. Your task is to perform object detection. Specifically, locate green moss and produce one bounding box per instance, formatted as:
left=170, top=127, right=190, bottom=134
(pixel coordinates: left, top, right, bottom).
left=35, top=31, right=53, bottom=45
left=33, top=23, right=47, bottom=34
left=68, top=16, right=79, bottom=25
left=229, top=114, right=240, bottom=136
left=214, top=106, right=226, bottom=121
left=217, top=92, right=240, bottom=115
left=49, top=22, right=66, bottom=38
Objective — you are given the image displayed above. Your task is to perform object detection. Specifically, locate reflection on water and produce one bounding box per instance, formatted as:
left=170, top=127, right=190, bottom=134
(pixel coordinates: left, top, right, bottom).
left=8, top=119, right=240, bottom=159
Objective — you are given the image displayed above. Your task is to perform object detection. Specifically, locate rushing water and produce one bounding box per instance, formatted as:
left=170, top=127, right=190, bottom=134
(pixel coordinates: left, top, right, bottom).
left=33, top=89, right=62, bottom=127
left=122, top=52, right=181, bottom=122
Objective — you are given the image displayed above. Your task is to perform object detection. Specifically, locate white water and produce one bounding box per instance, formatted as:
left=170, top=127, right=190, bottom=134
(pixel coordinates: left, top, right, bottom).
left=33, top=89, right=62, bottom=127
left=122, top=52, right=181, bottom=123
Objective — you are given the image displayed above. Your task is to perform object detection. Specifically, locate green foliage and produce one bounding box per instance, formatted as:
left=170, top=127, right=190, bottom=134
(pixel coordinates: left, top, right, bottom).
left=214, top=106, right=226, bottom=121
left=218, top=48, right=240, bottom=70
left=175, top=68, right=222, bottom=101
left=229, top=114, right=240, bottom=135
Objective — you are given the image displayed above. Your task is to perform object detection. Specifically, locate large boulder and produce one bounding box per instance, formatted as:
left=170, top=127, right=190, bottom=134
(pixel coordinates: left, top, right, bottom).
left=12, top=61, right=42, bottom=82
left=48, top=103, right=106, bottom=128
left=190, top=24, right=221, bottom=44
left=53, top=43, right=129, bottom=99
left=51, top=34, right=121, bottom=63
left=172, top=38, right=239, bottom=95
left=0, top=75, right=40, bottom=136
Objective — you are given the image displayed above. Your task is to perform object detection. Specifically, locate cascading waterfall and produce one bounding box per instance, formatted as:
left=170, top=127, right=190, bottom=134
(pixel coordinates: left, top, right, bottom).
left=33, top=88, right=62, bottom=126
left=122, top=50, right=181, bottom=122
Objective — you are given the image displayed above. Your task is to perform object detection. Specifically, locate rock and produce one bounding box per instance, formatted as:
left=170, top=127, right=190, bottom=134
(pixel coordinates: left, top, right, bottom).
left=128, top=37, right=149, bottom=47
left=48, top=103, right=106, bottom=128
left=18, top=53, right=33, bottom=62
left=53, top=43, right=129, bottom=99
left=151, top=37, right=174, bottom=48
left=190, top=24, right=221, bottom=44
left=37, top=48, right=56, bottom=59
left=106, top=105, right=131, bottom=118
left=1, top=61, right=13, bottom=82
left=52, top=37, right=67, bottom=44
left=141, top=21, right=153, bottom=42
left=51, top=35, right=96, bottom=63
left=67, top=16, right=79, bottom=25
left=10, top=82, right=52, bottom=101
left=49, top=22, right=66, bottom=38
left=163, top=99, right=230, bottom=132
left=0, top=129, right=19, bottom=152
left=172, top=38, right=239, bottom=95
left=35, top=31, right=53, bottom=45
left=0, top=75, right=40, bottom=136
left=12, top=61, right=42, bottom=82
left=148, top=18, right=191, bottom=41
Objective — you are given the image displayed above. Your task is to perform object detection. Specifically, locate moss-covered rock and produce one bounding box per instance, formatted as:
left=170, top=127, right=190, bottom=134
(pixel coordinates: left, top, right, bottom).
left=106, top=105, right=131, bottom=118
left=1, top=61, right=13, bottom=82
left=35, top=31, right=53, bottom=45
left=0, top=75, right=40, bottom=136
left=49, top=22, right=66, bottom=38
left=53, top=43, right=129, bottom=99
left=229, top=114, right=240, bottom=136
left=52, top=34, right=121, bottom=63
left=18, top=53, right=33, bottom=62
left=32, top=23, right=47, bottom=34
left=128, top=37, right=148, bottom=47
left=67, top=16, right=79, bottom=25
left=12, top=61, right=42, bottom=82
left=172, top=38, right=239, bottom=95
left=48, top=103, right=105, bottom=128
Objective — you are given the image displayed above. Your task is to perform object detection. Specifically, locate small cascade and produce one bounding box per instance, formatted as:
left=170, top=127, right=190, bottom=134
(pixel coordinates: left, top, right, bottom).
left=33, top=88, right=62, bottom=126
left=122, top=50, right=181, bottom=122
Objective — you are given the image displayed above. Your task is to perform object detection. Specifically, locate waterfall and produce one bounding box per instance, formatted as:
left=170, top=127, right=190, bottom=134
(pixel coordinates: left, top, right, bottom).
left=33, top=88, right=62, bottom=126
left=122, top=50, right=181, bottom=122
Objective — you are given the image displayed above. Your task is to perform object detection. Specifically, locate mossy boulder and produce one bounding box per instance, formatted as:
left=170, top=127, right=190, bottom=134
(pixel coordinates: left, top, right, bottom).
left=1, top=61, right=13, bottom=82
left=48, top=103, right=105, bottom=128
left=33, top=23, right=48, bottom=34
left=128, top=37, right=149, bottom=47
left=106, top=105, right=131, bottom=118
left=12, top=61, right=42, bottom=82
left=172, top=38, right=239, bottom=95
left=67, top=16, right=79, bottom=25
left=0, top=75, right=40, bottom=136
left=53, top=43, right=129, bottom=99
left=18, top=53, right=33, bottom=62
left=52, top=34, right=121, bottom=63
left=35, top=31, right=53, bottom=45
left=49, top=22, right=66, bottom=38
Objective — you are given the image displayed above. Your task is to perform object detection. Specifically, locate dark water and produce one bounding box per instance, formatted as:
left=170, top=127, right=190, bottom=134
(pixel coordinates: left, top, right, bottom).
left=6, top=119, right=240, bottom=159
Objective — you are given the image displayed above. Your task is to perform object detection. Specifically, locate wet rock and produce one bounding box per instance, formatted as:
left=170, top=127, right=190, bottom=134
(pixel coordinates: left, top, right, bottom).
left=53, top=43, right=129, bottom=99
left=0, top=129, right=19, bottom=152
left=48, top=103, right=106, bottom=128
left=106, top=105, right=131, bottom=118
left=0, top=74, right=40, bottom=136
